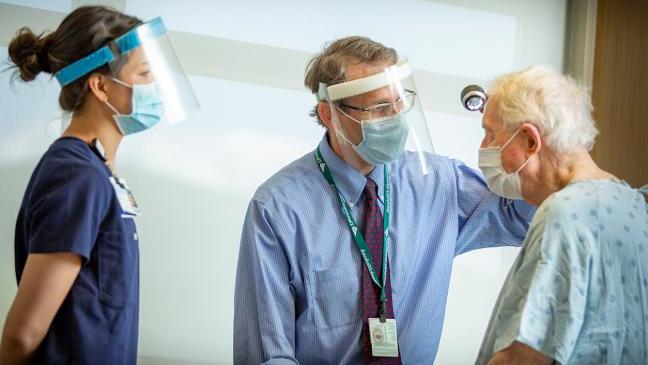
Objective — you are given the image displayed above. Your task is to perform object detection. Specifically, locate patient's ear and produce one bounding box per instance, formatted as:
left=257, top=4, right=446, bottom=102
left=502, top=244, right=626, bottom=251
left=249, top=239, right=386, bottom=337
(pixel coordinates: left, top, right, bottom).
left=520, top=122, right=542, bottom=156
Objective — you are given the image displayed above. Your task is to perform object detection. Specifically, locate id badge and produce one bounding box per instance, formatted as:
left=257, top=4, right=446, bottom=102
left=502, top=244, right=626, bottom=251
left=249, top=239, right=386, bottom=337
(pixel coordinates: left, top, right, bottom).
left=368, top=318, right=399, bottom=357
left=109, top=177, right=142, bottom=217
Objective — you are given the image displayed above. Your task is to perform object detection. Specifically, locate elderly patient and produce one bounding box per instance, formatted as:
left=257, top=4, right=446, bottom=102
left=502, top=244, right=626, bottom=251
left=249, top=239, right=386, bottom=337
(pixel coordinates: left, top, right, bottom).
left=475, top=66, right=648, bottom=365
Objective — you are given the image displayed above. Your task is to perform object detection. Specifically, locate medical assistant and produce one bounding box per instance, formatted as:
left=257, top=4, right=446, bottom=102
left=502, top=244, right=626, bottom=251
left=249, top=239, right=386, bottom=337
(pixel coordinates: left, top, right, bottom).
left=14, top=136, right=139, bottom=364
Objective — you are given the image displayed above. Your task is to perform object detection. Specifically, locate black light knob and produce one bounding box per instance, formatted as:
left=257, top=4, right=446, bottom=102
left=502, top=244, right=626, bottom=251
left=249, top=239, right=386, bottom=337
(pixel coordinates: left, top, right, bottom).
left=461, top=84, right=486, bottom=112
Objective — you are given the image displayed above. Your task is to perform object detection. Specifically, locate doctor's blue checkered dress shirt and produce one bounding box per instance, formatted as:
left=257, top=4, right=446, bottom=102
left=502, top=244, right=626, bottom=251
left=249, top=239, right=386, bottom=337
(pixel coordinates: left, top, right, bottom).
left=234, top=135, right=534, bottom=364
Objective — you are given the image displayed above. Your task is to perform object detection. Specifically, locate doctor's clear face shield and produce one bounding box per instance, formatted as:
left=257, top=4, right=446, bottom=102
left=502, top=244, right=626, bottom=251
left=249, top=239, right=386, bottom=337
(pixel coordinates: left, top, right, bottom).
left=318, top=61, right=435, bottom=174
left=54, top=17, right=199, bottom=125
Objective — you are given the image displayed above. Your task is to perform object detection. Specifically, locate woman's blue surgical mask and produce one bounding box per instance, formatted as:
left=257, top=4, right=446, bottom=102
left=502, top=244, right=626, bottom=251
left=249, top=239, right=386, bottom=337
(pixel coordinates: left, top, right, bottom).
left=104, top=77, right=164, bottom=136
left=336, top=107, right=410, bottom=166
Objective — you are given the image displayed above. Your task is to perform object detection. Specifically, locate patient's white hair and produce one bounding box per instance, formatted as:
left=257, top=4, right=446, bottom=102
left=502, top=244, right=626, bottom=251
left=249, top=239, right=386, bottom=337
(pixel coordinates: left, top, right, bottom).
left=488, top=65, right=598, bottom=154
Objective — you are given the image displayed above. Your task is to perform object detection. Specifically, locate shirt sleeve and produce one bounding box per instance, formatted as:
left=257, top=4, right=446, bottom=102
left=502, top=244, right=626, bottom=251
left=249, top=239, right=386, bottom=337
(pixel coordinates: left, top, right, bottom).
left=26, top=163, right=111, bottom=261
left=450, top=159, right=535, bottom=256
left=233, top=198, right=298, bottom=365
left=490, top=205, right=591, bottom=364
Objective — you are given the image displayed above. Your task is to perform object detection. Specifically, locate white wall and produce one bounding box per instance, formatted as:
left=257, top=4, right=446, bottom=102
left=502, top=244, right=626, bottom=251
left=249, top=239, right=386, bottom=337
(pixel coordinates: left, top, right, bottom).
left=0, top=1, right=567, bottom=364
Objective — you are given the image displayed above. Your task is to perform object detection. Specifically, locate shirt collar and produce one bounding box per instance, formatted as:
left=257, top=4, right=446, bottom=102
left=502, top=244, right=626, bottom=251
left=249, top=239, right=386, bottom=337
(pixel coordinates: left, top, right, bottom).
left=318, top=134, right=385, bottom=206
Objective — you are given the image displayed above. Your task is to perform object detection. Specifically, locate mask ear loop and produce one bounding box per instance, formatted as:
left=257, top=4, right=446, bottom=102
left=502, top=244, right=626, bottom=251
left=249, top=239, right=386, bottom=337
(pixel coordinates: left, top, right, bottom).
left=103, top=76, right=134, bottom=116
left=335, top=104, right=362, bottom=125
left=500, top=128, right=534, bottom=174
left=499, top=128, right=521, bottom=151
left=332, top=103, right=364, bottom=148
left=514, top=154, right=533, bottom=174
left=104, top=99, right=122, bottom=116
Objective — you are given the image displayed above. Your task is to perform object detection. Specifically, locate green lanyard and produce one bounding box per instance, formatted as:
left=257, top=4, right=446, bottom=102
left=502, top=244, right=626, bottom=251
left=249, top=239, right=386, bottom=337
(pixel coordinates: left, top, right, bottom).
left=315, top=147, right=391, bottom=321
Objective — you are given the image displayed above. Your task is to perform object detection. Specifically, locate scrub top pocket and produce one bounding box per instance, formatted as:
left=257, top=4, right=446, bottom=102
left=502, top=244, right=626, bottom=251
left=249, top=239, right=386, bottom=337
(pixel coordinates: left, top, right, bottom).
left=98, top=225, right=138, bottom=309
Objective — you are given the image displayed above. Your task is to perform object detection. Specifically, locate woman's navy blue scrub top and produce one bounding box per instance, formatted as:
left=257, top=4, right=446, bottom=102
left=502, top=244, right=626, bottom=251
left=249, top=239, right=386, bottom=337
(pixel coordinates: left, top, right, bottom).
left=14, top=137, right=139, bottom=364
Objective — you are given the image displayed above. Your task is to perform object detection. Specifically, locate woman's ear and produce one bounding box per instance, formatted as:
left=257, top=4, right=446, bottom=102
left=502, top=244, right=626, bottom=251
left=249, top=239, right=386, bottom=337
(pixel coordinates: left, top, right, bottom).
left=520, top=122, right=542, bottom=156
left=86, top=73, right=110, bottom=103
left=317, top=101, right=334, bottom=129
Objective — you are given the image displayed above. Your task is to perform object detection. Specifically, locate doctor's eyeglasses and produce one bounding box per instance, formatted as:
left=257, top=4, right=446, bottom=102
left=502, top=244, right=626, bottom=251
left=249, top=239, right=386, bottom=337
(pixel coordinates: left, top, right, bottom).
left=338, top=89, right=417, bottom=119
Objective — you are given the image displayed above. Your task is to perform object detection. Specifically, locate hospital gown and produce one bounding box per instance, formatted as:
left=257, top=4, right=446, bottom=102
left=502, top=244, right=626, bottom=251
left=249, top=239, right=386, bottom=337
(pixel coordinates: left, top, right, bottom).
left=477, top=179, right=648, bottom=365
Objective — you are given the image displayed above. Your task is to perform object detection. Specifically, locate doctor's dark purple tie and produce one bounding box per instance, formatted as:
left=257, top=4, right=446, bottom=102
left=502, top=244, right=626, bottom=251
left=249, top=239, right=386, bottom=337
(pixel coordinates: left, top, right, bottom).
left=360, top=178, right=401, bottom=364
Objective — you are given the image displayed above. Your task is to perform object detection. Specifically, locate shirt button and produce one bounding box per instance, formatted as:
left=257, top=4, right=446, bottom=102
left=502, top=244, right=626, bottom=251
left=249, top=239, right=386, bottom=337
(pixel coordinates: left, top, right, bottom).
left=349, top=202, right=354, bottom=208
left=134, top=233, right=138, bottom=241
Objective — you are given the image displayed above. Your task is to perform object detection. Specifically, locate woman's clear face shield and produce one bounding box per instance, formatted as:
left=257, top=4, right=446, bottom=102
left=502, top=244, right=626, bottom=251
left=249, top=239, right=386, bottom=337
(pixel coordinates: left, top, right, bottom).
left=318, top=61, right=435, bottom=174
left=54, top=17, right=199, bottom=125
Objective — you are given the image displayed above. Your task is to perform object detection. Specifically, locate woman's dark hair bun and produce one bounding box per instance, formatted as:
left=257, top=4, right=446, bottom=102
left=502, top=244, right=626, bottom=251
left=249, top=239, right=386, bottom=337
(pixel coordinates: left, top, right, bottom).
left=8, top=27, right=51, bottom=82
left=7, top=6, right=141, bottom=111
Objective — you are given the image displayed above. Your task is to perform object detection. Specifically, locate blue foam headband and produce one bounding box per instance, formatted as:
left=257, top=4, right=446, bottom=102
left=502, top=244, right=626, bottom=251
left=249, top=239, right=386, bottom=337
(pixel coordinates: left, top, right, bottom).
left=54, top=17, right=166, bottom=87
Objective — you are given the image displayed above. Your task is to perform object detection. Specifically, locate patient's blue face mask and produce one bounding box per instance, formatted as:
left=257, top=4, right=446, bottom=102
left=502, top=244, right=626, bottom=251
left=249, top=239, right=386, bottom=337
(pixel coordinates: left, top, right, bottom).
left=104, top=77, right=164, bottom=136
left=336, top=107, right=410, bottom=166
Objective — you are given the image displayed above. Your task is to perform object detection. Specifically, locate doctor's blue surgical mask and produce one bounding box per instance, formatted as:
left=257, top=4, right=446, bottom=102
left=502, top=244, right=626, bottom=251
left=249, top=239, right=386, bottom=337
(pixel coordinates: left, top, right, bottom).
left=336, top=107, right=410, bottom=166
left=104, top=76, right=164, bottom=136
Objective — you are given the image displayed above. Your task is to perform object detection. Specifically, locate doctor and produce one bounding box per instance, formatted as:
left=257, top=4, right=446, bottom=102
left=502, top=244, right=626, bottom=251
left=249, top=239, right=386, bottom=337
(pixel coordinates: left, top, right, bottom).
left=0, top=6, right=198, bottom=364
left=234, top=36, right=535, bottom=364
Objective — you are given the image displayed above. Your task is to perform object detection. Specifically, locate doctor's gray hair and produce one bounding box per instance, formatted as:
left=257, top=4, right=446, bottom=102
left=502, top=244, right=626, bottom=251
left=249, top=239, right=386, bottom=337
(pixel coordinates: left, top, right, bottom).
left=488, top=65, right=598, bottom=154
left=304, top=36, right=397, bottom=127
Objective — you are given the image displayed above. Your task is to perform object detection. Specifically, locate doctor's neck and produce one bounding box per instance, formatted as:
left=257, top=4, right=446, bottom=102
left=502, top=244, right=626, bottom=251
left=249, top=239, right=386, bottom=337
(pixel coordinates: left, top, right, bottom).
left=63, top=106, right=123, bottom=168
left=326, top=132, right=374, bottom=176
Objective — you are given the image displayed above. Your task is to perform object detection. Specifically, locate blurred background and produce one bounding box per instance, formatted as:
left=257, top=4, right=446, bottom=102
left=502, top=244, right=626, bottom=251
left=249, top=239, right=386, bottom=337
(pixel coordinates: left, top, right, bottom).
left=0, top=0, right=645, bottom=364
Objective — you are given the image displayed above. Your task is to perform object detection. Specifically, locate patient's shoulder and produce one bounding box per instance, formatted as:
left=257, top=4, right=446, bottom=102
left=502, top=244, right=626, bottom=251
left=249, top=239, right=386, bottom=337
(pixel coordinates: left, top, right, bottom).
left=536, top=182, right=599, bottom=222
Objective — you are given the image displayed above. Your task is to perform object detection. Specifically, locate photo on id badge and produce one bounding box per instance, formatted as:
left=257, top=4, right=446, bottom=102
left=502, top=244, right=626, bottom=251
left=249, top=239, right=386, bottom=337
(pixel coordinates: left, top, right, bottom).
left=372, top=327, right=385, bottom=343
